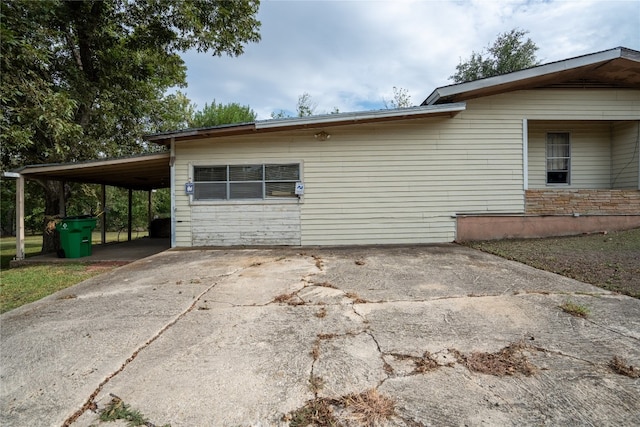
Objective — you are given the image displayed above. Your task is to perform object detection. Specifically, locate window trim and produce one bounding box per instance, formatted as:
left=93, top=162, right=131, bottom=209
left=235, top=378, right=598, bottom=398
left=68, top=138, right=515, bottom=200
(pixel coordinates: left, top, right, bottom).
left=189, top=161, right=303, bottom=205
left=545, top=131, right=571, bottom=186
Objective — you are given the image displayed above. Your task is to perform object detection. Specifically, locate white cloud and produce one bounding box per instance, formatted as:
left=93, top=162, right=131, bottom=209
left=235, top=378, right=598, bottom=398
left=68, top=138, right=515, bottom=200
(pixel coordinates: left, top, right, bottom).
left=179, top=0, right=640, bottom=120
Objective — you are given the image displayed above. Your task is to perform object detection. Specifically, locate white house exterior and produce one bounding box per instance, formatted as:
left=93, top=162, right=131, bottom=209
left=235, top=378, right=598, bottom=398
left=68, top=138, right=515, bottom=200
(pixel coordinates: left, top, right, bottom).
left=146, top=47, right=639, bottom=247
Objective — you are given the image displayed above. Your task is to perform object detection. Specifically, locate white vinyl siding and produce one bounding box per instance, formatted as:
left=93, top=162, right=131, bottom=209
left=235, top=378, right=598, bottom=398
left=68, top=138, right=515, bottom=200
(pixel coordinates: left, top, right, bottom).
left=172, top=89, right=639, bottom=247
left=611, top=122, right=640, bottom=189
left=191, top=204, right=300, bottom=246
left=528, top=121, right=612, bottom=189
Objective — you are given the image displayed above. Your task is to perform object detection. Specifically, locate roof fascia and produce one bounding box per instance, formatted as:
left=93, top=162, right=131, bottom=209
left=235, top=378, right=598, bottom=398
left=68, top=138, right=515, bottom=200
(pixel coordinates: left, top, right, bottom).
left=423, top=47, right=627, bottom=105
left=146, top=103, right=466, bottom=145
left=16, top=152, right=170, bottom=175
left=256, top=103, right=466, bottom=130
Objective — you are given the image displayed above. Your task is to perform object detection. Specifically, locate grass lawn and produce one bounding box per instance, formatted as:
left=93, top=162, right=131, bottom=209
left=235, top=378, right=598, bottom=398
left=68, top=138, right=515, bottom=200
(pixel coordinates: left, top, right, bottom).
left=464, top=228, right=640, bottom=298
left=0, top=231, right=145, bottom=313
left=0, top=264, right=112, bottom=313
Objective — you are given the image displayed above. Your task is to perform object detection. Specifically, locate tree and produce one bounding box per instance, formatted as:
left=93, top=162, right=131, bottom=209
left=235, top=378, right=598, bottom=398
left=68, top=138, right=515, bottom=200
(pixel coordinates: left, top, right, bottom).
left=450, top=29, right=539, bottom=83
left=191, top=101, right=257, bottom=128
left=0, top=0, right=261, bottom=253
left=296, top=92, right=317, bottom=117
left=383, top=86, right=412, bottom=109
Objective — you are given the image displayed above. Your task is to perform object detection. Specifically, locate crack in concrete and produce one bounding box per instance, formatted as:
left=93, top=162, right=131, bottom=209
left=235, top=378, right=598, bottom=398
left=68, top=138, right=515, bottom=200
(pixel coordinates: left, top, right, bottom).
left=585, top=318, right=640, bottom=342
left=63, top=268, right=246, bottom=426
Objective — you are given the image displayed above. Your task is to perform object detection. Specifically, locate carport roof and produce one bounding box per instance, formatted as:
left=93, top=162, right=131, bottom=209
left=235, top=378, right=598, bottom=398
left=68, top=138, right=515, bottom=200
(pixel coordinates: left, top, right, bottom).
left=15, top=152, right=170, bottom=191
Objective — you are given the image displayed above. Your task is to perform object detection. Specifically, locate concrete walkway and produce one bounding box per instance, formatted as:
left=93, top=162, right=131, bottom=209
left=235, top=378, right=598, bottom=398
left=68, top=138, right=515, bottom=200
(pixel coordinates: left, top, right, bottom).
left=1, top=245, right=639, bottom=426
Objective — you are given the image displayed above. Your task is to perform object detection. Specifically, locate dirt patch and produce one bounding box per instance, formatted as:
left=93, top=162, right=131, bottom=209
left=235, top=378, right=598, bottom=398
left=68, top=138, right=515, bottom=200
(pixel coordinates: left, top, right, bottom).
left=452, top=342, right=537, bottom=377
left=464, top=228, right=640, bottom=298
left=609, top=356, right=640, bottom=378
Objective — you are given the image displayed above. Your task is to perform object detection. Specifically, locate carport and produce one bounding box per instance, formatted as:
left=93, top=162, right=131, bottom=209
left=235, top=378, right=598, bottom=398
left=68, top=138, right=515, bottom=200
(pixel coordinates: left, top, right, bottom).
left=5, top=152, right=171, bottom=261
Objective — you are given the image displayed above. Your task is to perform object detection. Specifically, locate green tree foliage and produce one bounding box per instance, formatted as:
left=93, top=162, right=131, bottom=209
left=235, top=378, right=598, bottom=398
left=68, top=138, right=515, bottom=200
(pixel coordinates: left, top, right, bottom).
left=0, top=0, right=261, bottom=252
left=296, top=92, right=317, bottom=117
left=450, top=29, right=539, bottom=83
left=191, top=101, right=257, bottom=128
left=383, top=86, right=412, bottom=109
left=271, top=92, right=325, bottom=119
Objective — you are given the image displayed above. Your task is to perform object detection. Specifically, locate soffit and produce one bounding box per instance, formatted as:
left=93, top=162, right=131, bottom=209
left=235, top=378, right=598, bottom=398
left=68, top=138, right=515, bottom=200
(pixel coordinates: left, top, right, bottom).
left=17, top=152, right=170, bottom=190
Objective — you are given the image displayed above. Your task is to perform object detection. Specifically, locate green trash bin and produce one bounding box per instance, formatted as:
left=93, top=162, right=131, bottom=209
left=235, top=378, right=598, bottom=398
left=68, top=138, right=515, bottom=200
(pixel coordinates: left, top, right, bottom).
left=56, top=216, right=97, bottom=258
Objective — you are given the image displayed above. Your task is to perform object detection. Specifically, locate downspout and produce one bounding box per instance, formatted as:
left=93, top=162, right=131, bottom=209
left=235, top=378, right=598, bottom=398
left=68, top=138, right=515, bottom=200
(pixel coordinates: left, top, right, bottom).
left=170, top=137, right=176, bottom=248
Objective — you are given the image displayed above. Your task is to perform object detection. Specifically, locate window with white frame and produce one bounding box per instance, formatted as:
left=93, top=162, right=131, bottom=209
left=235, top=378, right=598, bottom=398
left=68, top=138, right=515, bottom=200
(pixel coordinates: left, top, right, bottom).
left=546, top=132, right=570, bottom=184
left=193, top=163, right=300, bottom=200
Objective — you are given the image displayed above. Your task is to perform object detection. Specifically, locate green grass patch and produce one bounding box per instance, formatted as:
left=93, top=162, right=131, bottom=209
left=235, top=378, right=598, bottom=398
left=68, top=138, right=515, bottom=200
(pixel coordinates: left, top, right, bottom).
left=559, top=300, right=590, bottom=318
left=99, top=395, right=170, bottom=427
left=0, top=264, right=111, bottom=313
left=0, top=235, right=43, bottom=270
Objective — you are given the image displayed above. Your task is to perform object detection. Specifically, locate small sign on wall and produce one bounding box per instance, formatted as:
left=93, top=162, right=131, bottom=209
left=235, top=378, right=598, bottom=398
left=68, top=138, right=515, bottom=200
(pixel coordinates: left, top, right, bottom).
left=295, top=182, right=305, bottom=195
left=185, top=182, right=194, bottom=195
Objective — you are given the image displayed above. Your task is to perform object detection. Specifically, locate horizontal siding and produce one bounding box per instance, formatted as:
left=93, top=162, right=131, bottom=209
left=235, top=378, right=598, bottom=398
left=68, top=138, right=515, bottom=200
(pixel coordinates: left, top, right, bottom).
left=527, top=121, right=612, bottom=189
left=175, top=114, right=524, bottom=246
left=191, top=204, right=301, bottom=246
left=172, top=88, right=639, bottom=246
left=612, top=122, right=639, bottom=189
left=466, top=89, right=640, bottom=120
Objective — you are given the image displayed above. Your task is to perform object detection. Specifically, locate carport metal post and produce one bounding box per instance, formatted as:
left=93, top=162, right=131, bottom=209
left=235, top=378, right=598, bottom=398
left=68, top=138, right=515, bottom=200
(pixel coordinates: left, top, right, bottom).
left=128, top=188, right=133, bottom=241
left=2, top=172, right=25, bottom=260
left=101, top=184, right=107, bottom=244
left=15, top=173, right=25, bottom=260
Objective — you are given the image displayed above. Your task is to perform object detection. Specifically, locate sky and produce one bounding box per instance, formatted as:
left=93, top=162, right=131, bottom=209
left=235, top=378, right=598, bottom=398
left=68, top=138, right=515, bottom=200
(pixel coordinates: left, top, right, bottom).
left=180, top=0, right=640, bottom=120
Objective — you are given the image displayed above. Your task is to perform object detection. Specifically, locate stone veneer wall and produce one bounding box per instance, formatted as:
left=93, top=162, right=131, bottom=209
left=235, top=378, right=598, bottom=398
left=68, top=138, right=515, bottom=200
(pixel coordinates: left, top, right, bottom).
left=525, top=189, right=640, bottom=215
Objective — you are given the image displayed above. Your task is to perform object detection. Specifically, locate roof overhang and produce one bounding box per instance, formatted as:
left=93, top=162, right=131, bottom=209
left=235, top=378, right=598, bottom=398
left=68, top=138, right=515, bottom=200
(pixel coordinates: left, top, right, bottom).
left=14, top=152, right=170, bottom=190
left=423, top=47, right=640, bottom=105
left=145, top=103, right=466, bottom=146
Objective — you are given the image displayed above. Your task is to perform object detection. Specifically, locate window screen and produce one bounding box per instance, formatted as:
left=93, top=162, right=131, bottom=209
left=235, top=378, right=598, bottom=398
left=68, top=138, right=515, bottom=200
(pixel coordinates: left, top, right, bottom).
left=193, top=164, right=300, bottom=200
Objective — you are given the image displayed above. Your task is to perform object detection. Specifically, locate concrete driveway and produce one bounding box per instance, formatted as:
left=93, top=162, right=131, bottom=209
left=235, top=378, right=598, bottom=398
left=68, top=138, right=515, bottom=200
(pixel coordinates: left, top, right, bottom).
left=1, top=245, right=639, bottom=426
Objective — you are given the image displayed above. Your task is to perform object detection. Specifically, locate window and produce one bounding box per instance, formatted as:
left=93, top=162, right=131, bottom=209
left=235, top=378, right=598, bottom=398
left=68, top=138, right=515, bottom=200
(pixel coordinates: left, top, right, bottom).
left=193, top=164, right=300, bottom=200
left=546, top=132, right=570, bottom=184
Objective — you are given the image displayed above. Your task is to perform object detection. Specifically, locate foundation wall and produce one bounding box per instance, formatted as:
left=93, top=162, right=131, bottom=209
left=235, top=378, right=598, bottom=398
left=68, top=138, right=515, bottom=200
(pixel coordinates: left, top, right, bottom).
left=456, top=214, right=640, bottom=241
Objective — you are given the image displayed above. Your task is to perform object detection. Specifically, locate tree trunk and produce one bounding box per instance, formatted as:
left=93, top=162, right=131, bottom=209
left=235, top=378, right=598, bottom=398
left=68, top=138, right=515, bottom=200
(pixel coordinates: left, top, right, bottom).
left=41, top=180, right=65, bottom=254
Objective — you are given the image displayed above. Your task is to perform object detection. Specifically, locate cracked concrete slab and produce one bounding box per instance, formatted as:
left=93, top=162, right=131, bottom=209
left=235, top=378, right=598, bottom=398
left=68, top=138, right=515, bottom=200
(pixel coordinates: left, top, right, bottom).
left=1, top=245, right=639, bottom=427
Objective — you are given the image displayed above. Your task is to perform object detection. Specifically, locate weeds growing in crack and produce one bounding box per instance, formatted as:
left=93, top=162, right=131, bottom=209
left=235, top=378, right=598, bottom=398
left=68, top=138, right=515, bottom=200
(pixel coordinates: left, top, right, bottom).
left=452, top=342, right=537, bottom=377
left=414, top=352, right=440, bottom=373
left=609, top=355, right=640, bottom=378
left=312, top=255, right=324, bottom=270
left=309, top=374, right=325, bottom=394
left=311, top=340, right=321, bottom=360
left=345, top=292, right=369, bottom=304
left=273, top=292, right=305, bottom=306
left=99, top=394, right=170, bottom=427
left=285, top=398, right=338, bottom=427
left=340, top=389, right=396, bottom=426
left=284, top=389, right=395, bottom=427
left=314, top=281, right=338, bottom=289
left=559, top=300, right=590, bottom=318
